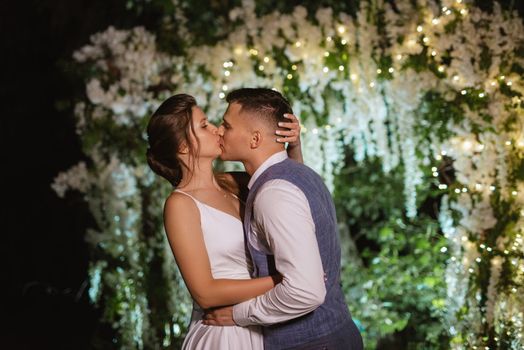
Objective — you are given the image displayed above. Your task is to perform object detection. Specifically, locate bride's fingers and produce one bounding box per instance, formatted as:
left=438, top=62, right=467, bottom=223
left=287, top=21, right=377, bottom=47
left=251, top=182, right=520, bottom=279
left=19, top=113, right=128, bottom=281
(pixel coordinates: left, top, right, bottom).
left=275, top=130, right=296, bottom=137
left=278, top=121, right=300, bottom=130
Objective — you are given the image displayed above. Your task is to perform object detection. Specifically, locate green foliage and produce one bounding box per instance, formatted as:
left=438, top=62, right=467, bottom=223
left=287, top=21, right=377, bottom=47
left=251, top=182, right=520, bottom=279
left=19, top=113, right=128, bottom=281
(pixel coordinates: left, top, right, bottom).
left=335, top=153, right=449, bottom=349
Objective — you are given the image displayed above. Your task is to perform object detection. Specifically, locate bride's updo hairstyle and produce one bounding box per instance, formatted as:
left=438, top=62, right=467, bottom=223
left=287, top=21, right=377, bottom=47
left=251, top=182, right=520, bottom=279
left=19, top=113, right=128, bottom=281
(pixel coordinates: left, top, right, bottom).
left=146, top=94, right=199, bottom=187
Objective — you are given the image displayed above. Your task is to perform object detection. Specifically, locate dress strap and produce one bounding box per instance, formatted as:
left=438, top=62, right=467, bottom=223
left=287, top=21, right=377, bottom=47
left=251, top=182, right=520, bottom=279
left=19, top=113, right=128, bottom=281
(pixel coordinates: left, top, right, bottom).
left=172, top=189, right=200, bottom=203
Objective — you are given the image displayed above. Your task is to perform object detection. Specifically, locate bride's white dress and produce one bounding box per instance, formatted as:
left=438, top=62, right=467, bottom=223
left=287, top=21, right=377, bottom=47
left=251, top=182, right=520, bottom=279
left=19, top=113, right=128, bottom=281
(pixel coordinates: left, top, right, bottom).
left=175, top=190, right=264, bottom=350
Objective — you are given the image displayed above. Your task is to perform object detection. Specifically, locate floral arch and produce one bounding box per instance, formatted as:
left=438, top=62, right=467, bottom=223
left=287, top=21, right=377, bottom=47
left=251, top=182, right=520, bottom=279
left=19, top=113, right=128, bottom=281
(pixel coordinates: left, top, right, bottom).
left=53, top=0, right=524, bottom=348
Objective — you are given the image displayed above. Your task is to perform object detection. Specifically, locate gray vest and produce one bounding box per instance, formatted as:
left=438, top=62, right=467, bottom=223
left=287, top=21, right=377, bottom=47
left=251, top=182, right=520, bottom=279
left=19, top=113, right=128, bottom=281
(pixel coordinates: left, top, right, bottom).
left=244, top=158, right=353, bottom=349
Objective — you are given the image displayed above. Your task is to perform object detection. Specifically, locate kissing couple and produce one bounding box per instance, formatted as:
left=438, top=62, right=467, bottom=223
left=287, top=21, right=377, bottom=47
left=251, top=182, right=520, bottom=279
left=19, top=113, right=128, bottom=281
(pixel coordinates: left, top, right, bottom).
left=146, top=88, right=363, bottom=349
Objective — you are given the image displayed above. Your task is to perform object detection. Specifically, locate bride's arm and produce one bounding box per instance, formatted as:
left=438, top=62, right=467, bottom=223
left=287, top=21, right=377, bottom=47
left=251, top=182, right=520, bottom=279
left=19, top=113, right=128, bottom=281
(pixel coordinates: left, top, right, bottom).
left=278, top=113, right=303, bottom=163
left=163, top=193, right=278, bottom=310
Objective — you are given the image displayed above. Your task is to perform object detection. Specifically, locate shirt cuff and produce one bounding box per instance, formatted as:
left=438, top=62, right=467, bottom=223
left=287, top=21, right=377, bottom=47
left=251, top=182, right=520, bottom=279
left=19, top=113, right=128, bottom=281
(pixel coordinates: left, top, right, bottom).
left=232, top=300, right=252, bottom=327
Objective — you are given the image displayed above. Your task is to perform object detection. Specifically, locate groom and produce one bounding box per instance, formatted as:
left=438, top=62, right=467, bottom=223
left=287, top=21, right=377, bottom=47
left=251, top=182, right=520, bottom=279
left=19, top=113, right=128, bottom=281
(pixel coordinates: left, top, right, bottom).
left=204, top=88, right=363, bottom=349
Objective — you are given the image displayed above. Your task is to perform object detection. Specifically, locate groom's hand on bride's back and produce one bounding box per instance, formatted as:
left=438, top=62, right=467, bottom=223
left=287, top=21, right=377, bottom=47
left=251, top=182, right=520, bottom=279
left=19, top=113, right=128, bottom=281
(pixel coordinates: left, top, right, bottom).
left=202, top=305, right=235, bottom=327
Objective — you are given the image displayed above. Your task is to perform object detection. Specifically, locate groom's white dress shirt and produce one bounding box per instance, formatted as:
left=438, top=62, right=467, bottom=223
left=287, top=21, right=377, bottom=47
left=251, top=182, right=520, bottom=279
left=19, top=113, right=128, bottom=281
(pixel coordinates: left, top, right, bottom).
left=233, top=151, right=326, bottom=326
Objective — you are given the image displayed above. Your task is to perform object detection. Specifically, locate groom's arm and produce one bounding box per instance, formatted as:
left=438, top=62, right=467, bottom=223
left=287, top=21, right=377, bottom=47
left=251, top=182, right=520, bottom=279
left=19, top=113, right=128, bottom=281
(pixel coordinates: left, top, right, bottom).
left=232, top=180, right=326, bottom=326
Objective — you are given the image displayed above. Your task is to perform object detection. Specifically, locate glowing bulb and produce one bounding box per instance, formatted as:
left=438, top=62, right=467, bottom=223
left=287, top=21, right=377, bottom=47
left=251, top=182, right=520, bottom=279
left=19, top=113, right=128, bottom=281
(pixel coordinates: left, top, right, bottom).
left=507, top=81, right=513, bottom=86
left=323, top=67, right=329, bottom=73
left=506, top=140, right=512, bottom=146
left=291, top=65, right=297, bottom=71
left=234, top=47, right=243, bottom=55
left=440, top=247, right=448, bottom=253
left=341, top=39, right=347, bottom=45
left=454, top=188, right=461, bottom=194
left=249, top=49, right=258, bottom=56
left=479, top=92, right=485, bottom=98
left=258, top=65, right=264, bottom=71
left=388, top=67, right=394, bottom=73
left=461, top=90, right=467, bottom=95
left=432, top=18, right=440, bottom=25
left=438, top=65, right=445, bottom=72
left=396, top=54, right=402, bottom=60
left=460, top=9, right=467, bottom=16
left=219, top=92, right=225, bottom=99
left=326, top=36, right=332, bottom=42
left=224, top=70, right=231, bottom=77
left=337, top=25, right=346, bottom=34
left=222, top=84, right=228, bottom=91
left=350, top=74, right=357, bottom=81
left=339, top=65, right=345, bottom=71
left=423, top=37, right=429, bottom=44
left=369, top=81, right=375, bottom=88
left=295, top=41, right=302, bottom=48
left=438, top=184, right=448, bottom=190
left=377, top=68, right=382, bottom=74
left=431, top=50, right=437, bottom=56
left=453, top=75, right=459, bottom=81
left=417, top=25, right=423, bottom=32
left=512, top=190, right=518, bottom=196
left=324, top=51, right=330, bottom=57
left=287, top=74, right=293, bottom=80
left=263, top=56, right=270, bottom=63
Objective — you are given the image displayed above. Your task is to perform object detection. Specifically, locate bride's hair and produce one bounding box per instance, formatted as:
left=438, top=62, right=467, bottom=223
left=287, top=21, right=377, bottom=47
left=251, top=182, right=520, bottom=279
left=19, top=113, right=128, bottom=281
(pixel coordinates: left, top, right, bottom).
left=146, top=94, right=199, bottom=187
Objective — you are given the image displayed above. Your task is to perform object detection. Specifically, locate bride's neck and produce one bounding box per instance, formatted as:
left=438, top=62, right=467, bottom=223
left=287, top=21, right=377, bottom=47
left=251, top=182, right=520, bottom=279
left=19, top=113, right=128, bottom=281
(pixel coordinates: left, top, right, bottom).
left=177, top=158, right=217, bottom=190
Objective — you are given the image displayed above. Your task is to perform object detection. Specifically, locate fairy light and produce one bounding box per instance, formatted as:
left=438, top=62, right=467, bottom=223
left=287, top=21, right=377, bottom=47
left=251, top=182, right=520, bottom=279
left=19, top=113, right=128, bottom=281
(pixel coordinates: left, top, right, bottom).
left=500, top=75, right=506, bottom=80
left=460, top=9, right=468, bottom=16
left=490, top=185, right=496, bottom=191
left=445, top=9, right=452, bottom=15
left=462, top=140, right=473, bottom=150
left=479, top=92, right=485, bottom=98
left=222, top=84, right=228, bottom=91
left=291, top=64, right=297, bottom=71
left=338, top=25, right=346, bottom=34
left=219, top=92, right=225, bottom=99
left=476, top=257, right=481, bottom=263
left=433, top=171, right=439, bottom=177
left=461, top=90, right=467, bottom=95
left=507, top=81, right=513, bottom=86
left=396, top=54, right=402, bottom=60
left=258, top=65, right=264, bottom=71
left=263, top=56, right=270, bottom=63
left=506, top=140, right=512, bottom=146
left=476, top=144, right=485, bottom=151
left=224, top=70, right=231, bottom=76
left=234, top=47, right=243, bottom=55
left=350, top=74, right=357, bottom=81
left=324, top=51, right=330, bottom=57
left=377, top=68, right=382, bottom=74
left=339, top=65, right=345, bottom=71
left=295, top=41, right=302, bottom=48
left=312, top=128, right=319, bottom=135
left=512, top=190, right=518, bottom=196
left=326, top=36, right=332, bottom=42
left=423, top=37, right=430, bottom=44
left=341, top=39, right=348, bottom=45
left=369, top=81, right=375, bottom=88
left=440, top=246, right=448, bottom=253
left=249, top=48, right=259, bottom=56
left=287, top=73, right=293, bottom=80
left=438, top=65, right=445, bottom=72
left=439, top=184, right=448, bottom=190
left=475, top=183, right=483, bottom=191
left=455, top=188, right=461, bottom=194
left=453, top=75, right=459, bottom=81
left=417, top=25, right=423, bottom=32
left=323, top=67, right=329, bottom=73
left=388, top=67, right=394, bottom=73
left=432, top=18, right=440, bottom=25
left=432, top=50, right=437, bottom=56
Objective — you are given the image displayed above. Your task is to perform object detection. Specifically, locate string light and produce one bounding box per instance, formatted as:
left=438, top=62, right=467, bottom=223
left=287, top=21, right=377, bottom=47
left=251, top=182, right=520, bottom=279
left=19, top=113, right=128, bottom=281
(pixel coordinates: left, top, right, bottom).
left=323, top=67, right=329, bottom=73
left=263, top=56, right=270, bottom=63
left=324, top=51, right=330, bottom=57
left=388, top=67, right=394, bottom=73
left=224, top=70, right=231, bottom=76
left=258, top=65, right=264, bottom=71
left=479, top=92, right=485, bottom=98
left=219, top=92, right=225, bottom=99
left=339, top=65, right=345, bottom=71
left=461, top=90, right=467, bottom=95
left=350, top=74, right=357, bottom=81
left=338, top=25, right=346, bottom=34
left=291, top=64, right=297, bottom=71
left=432, top=18, right=440, bottom=25
left=439, top=184, right=448, bottom=190
left=222, top=84, right=228, bottom=91
left=287, top=73, right=293, bottom=80
left=377, top=68, right=382, bottom=74
left=295, top=41, right=302, bottom=48
left=341, top=39, right=347, bottom=45
left=417, top=25, right=423, bottom=32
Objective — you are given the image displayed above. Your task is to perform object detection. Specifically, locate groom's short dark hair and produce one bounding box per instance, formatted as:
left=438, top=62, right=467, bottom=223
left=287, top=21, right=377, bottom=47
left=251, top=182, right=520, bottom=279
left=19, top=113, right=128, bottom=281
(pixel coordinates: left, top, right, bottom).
left=226, top=88, right=293, bottom=127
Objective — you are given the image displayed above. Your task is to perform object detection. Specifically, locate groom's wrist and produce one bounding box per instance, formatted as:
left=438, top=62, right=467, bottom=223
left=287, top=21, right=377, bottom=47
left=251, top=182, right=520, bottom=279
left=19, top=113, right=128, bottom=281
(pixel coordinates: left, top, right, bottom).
left=232, top=301, right=251, bottom=327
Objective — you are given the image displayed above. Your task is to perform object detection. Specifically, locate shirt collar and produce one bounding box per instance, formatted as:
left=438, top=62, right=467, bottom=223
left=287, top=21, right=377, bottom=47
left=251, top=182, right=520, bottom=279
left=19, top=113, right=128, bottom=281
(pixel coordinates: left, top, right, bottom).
left=248, top=151, right=288, bottom=189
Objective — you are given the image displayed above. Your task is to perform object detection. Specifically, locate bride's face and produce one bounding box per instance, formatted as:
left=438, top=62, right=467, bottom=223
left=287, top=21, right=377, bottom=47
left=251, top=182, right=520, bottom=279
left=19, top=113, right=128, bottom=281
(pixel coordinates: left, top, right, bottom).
left=187, top=106, right=221, bottom=159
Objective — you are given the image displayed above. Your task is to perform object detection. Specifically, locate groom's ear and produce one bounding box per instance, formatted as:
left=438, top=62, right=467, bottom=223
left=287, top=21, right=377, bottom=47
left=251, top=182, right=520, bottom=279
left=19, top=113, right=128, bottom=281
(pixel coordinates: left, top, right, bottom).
left=250, top=130, right=263, bottom=149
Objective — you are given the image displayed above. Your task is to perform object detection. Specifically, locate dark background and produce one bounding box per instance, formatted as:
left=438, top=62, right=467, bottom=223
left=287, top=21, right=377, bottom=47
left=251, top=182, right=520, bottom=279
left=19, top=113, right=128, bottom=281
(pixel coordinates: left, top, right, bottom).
left=2, top=1, right=523, bottom=349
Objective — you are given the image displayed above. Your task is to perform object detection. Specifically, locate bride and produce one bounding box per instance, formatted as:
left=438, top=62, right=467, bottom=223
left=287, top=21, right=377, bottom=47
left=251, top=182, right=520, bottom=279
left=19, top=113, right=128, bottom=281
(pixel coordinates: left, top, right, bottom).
left=146, top=93, right=302, bottom=349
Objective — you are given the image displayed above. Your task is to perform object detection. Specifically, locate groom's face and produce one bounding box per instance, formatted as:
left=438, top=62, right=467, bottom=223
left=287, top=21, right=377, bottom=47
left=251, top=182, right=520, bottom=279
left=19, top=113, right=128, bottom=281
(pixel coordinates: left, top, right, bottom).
left=218, top=102, right=252, bottom=161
